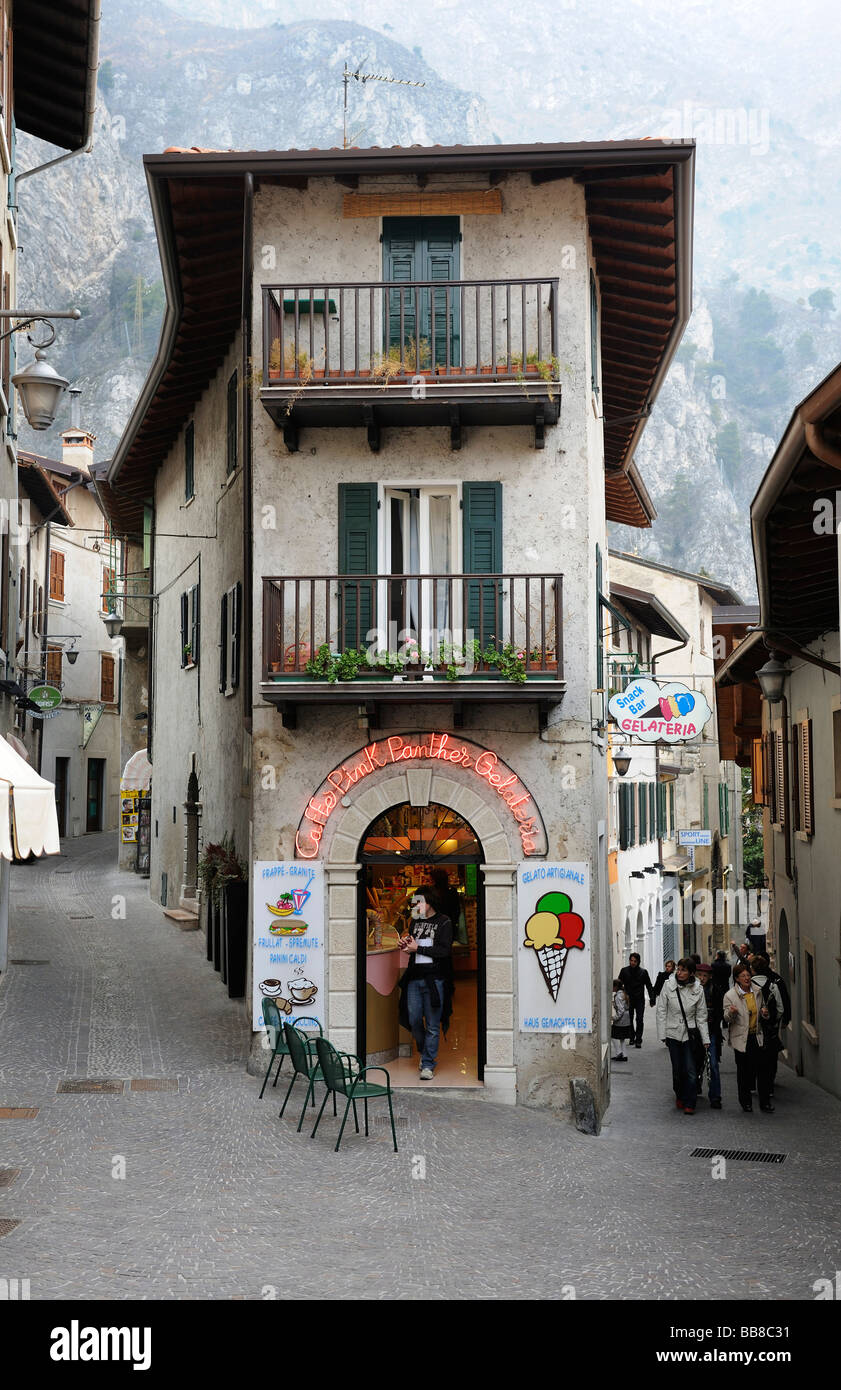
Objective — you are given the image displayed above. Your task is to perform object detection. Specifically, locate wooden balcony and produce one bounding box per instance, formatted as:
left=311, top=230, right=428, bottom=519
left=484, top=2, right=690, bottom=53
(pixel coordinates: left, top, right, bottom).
left=259, top=278, right=561, bottom=451
left=261, top=573, right=565, bottom=728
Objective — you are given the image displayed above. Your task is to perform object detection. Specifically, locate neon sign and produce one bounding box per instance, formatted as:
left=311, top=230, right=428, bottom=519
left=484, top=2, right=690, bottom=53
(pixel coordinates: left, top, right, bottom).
left=295, top=732, right=545, bottom=859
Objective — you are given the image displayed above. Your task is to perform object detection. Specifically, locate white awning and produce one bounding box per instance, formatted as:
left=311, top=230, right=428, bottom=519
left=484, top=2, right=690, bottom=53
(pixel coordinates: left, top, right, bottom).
left=0, top=735, right=61, bottom=859
left=121, top=748, right=151, bottom=791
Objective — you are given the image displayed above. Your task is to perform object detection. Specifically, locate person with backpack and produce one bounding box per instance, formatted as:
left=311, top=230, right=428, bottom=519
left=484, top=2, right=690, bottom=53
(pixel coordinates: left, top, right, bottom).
left=723, top=962, right=774, bottom=1112
left=656, top=958, right=709, bottom=1115
left=750, top=955, right=785, bottom=1098
left=611, top=980, right=632, bottom=1062
left=618, top=952, right=656, bottom=1048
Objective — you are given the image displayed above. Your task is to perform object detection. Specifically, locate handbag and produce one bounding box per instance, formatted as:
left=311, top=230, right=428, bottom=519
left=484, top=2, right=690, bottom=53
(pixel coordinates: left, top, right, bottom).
left=676, top=985, right=709, bottom=1084
left=676, top=984, right=703, bottom=1051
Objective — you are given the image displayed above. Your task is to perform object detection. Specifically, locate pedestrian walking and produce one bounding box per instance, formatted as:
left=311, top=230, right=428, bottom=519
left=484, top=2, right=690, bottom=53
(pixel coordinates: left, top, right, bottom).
left=722, top=963, right=774, bottom=1112
left=611, top=980, right=632, bottom=1061
left=695, top=963, right=723, bottom=1109
left=652, top=959, right=676, bottom=998
left=656, top=957, right=710, bottom=1115
left=711, top=950, right=731, bottom=995
left=750, top=954, right=785, bottom=1098
left=396, top=887, right=453, bottom=1080
left=619, top=952, right=656, bottom=1048
left=745, top=916, right=767, bottom=956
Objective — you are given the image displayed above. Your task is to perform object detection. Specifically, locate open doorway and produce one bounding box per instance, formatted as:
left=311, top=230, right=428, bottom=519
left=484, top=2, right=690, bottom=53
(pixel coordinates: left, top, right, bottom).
left=356, top=800, right=484, bottom=1087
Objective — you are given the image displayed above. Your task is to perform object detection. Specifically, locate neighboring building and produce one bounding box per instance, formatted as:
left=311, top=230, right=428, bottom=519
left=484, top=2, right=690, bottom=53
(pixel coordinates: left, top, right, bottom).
left=18, top=424, right=122, bottom=837
left=0, top=0, right=100, bottom=969
left=105, top=139, right=694, bottom=1119
left=608, top=552, right=744, bottom=965
left=604, top=577, right=688, bottom=980
left=716, top=363, right=841, bottom=1101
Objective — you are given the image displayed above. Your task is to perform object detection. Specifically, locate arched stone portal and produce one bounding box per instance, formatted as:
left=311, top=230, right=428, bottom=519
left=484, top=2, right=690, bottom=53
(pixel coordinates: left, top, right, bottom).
left=312, top=766, right=521, bottom=1102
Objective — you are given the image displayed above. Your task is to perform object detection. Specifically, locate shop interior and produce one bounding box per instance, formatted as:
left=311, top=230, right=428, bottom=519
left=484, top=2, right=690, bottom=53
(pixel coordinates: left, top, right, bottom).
left=360, top=802, right=483, bottom=1087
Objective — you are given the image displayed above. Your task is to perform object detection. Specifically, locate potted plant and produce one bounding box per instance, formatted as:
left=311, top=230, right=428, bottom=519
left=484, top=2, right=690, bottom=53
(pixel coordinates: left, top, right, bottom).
left=198, top=837, right=248, bottom=997
left=183, top=643, right=193, bottom=665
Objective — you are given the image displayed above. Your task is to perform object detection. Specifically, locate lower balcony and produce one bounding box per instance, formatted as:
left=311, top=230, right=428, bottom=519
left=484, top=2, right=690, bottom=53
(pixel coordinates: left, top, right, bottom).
left=261, top=573, right=565, bottom=728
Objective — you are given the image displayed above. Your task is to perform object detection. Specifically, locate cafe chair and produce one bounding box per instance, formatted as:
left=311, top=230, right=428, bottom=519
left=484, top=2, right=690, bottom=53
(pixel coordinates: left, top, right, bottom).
left=311, top=1036, right=398, bottom=1154
left=258, top=1005, right=322, bottom=1099
left=280, top=1021, right=345, bottom=1132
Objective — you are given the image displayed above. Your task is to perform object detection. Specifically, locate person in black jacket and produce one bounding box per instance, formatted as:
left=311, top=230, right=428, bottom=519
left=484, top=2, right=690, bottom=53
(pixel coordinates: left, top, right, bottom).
left=653, top=960, right=676, bottom=998
left=695, top=963, right=723, bottom=1108
left=397, top=888, right=453, bottom=1080
left=619, top=953, right=656, bottom=1047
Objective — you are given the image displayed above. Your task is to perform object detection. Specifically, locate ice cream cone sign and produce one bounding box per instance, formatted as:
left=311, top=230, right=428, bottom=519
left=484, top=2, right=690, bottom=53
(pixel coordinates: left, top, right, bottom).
left=523, top=891, right=585, bottom=1001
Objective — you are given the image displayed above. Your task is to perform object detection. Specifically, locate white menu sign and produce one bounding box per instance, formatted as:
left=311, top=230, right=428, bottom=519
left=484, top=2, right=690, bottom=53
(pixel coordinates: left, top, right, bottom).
left=517, top=862, right=592, bottom=1034
left=252, top=861, right=325, bottom=1031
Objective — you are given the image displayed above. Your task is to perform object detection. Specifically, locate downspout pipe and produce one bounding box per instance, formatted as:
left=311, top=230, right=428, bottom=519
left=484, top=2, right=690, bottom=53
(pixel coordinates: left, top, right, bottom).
left=14, top=0, right=101, bottom=187
left=241, top=173, right=254, bottom=731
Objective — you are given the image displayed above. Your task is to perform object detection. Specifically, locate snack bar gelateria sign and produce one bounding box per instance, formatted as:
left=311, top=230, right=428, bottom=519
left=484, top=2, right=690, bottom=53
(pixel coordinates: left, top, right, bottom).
left=295, top=732, right=546, bottom=859
left=607, top=678, right=713, bottom=745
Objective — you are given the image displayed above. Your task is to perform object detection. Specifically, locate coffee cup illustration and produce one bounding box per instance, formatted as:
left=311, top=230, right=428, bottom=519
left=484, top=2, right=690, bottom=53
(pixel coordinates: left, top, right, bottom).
left=260, top=978, right=283, bottom=996
left=288, top=976, right=317, bottom=1004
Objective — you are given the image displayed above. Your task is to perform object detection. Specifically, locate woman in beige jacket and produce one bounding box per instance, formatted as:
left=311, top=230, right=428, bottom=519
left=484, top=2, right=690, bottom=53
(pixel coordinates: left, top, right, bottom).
left=723, top=963, right=774, bottom=1113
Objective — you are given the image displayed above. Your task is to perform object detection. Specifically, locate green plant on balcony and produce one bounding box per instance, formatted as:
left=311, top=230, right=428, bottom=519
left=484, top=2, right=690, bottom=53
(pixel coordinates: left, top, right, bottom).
left=372, top=336, right=432, bottom=387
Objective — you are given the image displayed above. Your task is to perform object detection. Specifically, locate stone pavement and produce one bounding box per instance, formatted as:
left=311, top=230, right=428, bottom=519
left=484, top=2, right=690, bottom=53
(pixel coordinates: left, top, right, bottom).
left=0, top=833, right=839, bottom=1301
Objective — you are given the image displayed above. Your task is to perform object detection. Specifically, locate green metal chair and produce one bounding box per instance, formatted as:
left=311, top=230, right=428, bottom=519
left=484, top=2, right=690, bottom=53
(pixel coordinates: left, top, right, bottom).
left=279, top=1021, right=349, bottom=1132
left=312, top=1036, right=398, bottom=1153
left=258, top=1004, right=322, bottom=1099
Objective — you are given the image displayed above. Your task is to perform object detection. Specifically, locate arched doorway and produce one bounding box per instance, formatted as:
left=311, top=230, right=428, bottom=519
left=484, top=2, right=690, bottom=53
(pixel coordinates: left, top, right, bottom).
left=356, top=800, right=485, bottom=1087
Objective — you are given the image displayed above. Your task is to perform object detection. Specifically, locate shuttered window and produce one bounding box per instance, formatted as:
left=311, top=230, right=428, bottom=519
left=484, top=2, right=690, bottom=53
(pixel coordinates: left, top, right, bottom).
left=649, top=782, right=656, bottom=840
left=796, top=717, right=814, bottom=836
left=181, top=585, right=200, bottom=667
left=46, top=645, right=62, bottom=684
left=338, top=483, right=377, bottom=650
left=185, top=422, right=195, bottom=501
left=638, top=782, right=647, bottom=842
left=589, top=268, right=600, bottom=396
left=383, top=216, right=460, bottom=368
left=669, top=782, right=675, bottom=838
left=219, top=582, right=241, bottom=694
left=226, top=371, right=238, bottom=476
left=50, top=550, right=65, bottom=600
left=773, top=729, right=786, bottom=827
left=657, top=781, right=667, bottom=838
left=619, top=783, right=631, bottom=850
left=102, top=567, right=115, bottom=614
left=463, top=481, right=502, bottom=648
left=101, top=653, right=115, bottom=703
left=751, top=737, right=766, bottom=805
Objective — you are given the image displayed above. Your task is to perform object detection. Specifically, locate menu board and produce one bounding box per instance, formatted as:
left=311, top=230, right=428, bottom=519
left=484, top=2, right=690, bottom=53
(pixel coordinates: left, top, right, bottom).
left=252, top=862, right=325, bottom=1031
left=120, top=791, right=140, bottom=843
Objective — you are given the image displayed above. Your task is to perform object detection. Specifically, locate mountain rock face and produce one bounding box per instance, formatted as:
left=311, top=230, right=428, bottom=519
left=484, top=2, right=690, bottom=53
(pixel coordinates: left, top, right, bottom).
left=14, top=0, right=840, bottom=599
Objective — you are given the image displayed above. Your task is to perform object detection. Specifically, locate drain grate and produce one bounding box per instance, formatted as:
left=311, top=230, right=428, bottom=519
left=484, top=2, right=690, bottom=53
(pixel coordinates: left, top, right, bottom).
left=0, top=1219, right=21, bottom=1238
left=67, top=914, right=94, bottom=920
left=129, top=1079, right=178, bottom=1092
left=0, top=1169, right=21, bottom=1187
left=57, top=1079, right=124, bottom=1094
left=10, top=959, right=50, bottom=965
left=374, top=1115, right=409, bottom=1130
left=0, top=1108, right=38, bottom=1119
left=691, top=1147, right=786, bottom=1164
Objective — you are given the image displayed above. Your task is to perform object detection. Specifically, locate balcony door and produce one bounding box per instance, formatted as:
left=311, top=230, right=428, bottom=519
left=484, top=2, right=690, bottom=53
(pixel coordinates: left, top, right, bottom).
left=384, top=486, right=458, bottom=642
left=383, top=217, right=460, bottom=368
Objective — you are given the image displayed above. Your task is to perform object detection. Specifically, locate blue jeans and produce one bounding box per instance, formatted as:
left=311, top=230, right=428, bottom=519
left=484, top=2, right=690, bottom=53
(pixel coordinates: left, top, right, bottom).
left=666, top=1038, right=697, bottom=1109
left=406, top=977, right=444, bottom=1070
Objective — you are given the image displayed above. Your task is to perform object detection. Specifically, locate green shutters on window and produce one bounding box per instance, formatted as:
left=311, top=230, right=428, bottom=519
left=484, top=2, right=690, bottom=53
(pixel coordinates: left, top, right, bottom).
left=658, top=782, right=667, bottom=839
left=619, top=784, right=630, bottom=851
left=649, top=783, right=656, bottom=840
left=462, top=481, right=502, bottom=649
left=669, top=782, right=675, bottom=838
left=703, top=780, right=709, bottom=830
left=226, top=372, right=238, bottom=476
left=383, top=217, right=460, bottom=367
left=338, top=483, right=377, bottom=650
left=185, top=422, right=195, bottom=501
left=639, top=783, right=647, bottom=843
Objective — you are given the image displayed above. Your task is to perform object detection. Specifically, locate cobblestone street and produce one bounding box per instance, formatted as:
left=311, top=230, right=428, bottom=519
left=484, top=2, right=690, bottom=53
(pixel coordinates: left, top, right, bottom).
left=0, top=834, right=839, bottom=1301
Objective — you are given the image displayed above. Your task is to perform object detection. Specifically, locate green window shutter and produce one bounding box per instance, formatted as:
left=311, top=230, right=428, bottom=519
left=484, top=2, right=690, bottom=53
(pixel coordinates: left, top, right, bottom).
left=703, top=780, right=709, bottom=829
left=219, top=590, right=228, bottom=693
left=649, top=783, right=656, bottom=840
left=619, top=784, right=629, bottom=851
left=639, top=783, right=647, bottom=843
left=463, top=481, right=502, bottom=650
left=191, top=583, right=200, bottom=665
left=226, top=371, right=238, bottom=476
left=231, top=582, right=241, bottom=690
left=338, top=483, right=377, bottom=651
left=383, top=217, right=459, bottom=367
left=185, top=422, right=195, bottom=500
left=669, top=782, right=675, bottom=837
left=180, top=591, right=189, bottom=668
left=629, top=784, right=636, bottom=846
left=589, top=269, right=600, bottom=395
left=658, top=782, right=667, bottom=839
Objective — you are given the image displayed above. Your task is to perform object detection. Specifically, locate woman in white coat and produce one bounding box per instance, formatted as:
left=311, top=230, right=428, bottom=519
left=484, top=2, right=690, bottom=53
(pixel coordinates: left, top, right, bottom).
left=722, top=962, right=774, bottom=1113
left=656, top=957, right=709, bottom=1114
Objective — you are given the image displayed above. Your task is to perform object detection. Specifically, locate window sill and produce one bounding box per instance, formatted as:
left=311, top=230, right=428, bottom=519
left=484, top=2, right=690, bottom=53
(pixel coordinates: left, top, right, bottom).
left=832, top=798, right=841, bottom=811
left=184, top=494, right=195, bottom=508
left=795, top=830, right=813, bottom=843
left=801, top=1021, right=819, bottom=1047
left=222, top=468, right=239, bottom=491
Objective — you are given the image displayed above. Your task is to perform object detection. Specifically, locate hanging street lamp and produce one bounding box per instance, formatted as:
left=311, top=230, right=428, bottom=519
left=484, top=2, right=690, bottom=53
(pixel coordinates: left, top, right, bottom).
left=0, top=308, right=81, bottom=431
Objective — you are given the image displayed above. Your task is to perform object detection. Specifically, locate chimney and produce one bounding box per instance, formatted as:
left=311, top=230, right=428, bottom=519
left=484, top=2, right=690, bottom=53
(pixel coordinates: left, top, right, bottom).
left=61, top=388, right=94, bottom=479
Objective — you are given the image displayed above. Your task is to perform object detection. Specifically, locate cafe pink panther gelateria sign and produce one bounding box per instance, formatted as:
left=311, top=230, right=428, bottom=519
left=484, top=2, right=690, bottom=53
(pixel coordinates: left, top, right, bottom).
left=295, top=732, right=547, bottom=859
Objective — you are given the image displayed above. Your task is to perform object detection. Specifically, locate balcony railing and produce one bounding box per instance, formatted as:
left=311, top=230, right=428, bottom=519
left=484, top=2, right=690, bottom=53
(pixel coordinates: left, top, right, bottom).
left=262, top=574, right=563, bottom=683
left=262, top=278, right=560, bottom=385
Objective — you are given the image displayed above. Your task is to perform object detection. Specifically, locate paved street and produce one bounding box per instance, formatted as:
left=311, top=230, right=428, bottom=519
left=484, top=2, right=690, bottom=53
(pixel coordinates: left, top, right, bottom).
left=0, top=833, right=839, bottom=1301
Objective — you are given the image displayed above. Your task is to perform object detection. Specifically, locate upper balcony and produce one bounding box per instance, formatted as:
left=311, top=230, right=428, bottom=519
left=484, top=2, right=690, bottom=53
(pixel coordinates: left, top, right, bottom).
left=259, top=278, right=561, bottom=451
left=261, top=572, right=565, bottom=729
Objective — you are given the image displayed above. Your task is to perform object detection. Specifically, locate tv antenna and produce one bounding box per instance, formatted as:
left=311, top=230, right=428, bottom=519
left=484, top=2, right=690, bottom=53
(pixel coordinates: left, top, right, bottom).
left=342, top=63, right=426, bottom=149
